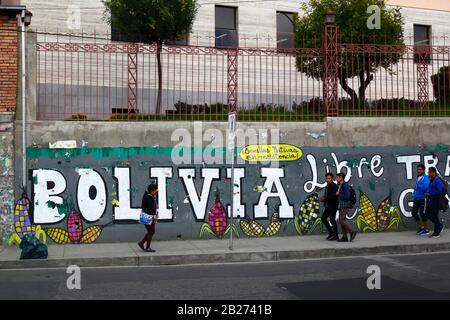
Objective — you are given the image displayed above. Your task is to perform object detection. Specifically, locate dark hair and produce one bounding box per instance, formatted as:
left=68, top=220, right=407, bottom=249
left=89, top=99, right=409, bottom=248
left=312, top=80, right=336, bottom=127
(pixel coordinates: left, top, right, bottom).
left=325, top=173, right=334, bottom=178
left=417, top=164, right=425, bottom=170
left=147, top=184, right=158, bottom=193
left=337, top=173, right=345, bottom=179
left=429, top=167, right=437, bottom=173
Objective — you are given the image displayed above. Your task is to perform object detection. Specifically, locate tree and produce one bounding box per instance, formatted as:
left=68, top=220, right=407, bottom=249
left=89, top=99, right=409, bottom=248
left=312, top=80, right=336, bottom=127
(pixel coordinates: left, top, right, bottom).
left=294, top=0, right=404, bottom=104
left=104, top=0, right=198, bottom=115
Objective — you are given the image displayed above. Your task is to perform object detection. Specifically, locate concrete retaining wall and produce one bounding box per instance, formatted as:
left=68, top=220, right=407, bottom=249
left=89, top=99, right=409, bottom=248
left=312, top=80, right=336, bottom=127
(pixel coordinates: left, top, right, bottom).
left=9, top=118, right=450, bottom=244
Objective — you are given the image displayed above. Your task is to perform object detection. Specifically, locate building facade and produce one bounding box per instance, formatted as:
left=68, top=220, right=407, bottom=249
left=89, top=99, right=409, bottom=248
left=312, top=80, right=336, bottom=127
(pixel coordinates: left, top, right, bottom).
left=18, top=0, right=450, bottom=46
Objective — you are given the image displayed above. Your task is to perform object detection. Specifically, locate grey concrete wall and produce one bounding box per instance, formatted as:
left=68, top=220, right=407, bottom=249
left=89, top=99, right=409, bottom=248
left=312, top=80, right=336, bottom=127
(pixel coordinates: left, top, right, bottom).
left=9, top=118, right=450, bottom=244
left=14, top=117, right=450, bottom=152
left=0, top=112, right=15, bottom=245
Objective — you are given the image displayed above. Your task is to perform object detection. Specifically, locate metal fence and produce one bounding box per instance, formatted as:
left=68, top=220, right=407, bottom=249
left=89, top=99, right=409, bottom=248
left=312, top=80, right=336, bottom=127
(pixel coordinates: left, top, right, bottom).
left=36, top=32, right=450, bottom=121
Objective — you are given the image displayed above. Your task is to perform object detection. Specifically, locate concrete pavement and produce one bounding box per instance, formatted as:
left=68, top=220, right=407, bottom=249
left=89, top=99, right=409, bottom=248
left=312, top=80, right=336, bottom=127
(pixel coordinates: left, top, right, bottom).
left=1, top=231, right=450, bottom=269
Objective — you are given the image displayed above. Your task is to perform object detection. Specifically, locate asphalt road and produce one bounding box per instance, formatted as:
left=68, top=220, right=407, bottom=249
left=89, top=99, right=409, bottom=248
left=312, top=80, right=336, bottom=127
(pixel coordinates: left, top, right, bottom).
left=1, top=251, right=450, bottom=300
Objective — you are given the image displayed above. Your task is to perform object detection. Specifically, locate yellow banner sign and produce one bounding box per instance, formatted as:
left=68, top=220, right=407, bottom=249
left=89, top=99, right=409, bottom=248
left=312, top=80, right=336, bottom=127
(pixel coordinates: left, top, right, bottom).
left=240, top=144, right=303, bottom=162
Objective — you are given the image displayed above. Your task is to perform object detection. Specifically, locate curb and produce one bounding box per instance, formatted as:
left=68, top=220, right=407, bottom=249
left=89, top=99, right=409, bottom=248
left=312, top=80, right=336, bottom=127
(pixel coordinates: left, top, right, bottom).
left=1, top=241, right=450, bottom=269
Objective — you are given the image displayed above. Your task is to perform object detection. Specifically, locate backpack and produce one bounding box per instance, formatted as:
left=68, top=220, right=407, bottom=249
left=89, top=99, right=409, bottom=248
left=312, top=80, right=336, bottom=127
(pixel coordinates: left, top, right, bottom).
left=440, top=177, right=449, bottom=213
left=349, top=185, right=357, bottom=206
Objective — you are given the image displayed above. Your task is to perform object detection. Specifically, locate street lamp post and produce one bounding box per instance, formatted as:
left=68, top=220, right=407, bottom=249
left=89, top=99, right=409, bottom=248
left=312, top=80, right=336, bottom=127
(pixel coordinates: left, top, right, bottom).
left=20, top=8, right=32, bottom=190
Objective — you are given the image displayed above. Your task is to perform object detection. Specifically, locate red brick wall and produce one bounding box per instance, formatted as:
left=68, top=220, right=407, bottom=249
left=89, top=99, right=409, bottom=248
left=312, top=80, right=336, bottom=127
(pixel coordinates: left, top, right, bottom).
left=0, top=12, right=18, bottom=112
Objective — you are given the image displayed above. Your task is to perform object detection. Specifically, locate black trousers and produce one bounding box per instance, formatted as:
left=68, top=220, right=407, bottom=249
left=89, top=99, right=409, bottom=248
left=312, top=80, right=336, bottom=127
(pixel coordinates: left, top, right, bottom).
left=140, top=222, right=156, bottom=249
left=411, top=199, right=427, bottom=223
left=426, top=196, right=443, bottom=234
left=321, top=206, right=338, bottom=236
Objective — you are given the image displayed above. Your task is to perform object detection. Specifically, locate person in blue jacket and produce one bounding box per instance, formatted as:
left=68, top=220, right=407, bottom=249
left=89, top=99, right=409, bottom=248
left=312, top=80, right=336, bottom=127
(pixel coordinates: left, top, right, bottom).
left=336, top=173, right=357, bottom=242
left=412, top=164, right=430, bottom=235
left=425, top=167, right=444, bottom=238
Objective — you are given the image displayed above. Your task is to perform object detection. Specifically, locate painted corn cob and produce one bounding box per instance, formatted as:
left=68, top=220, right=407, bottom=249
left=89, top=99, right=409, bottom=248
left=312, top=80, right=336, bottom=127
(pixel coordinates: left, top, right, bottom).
left=200, top=189, right=238, bottom=238
left=67, top=209, right=83, bottom=243
left=8, top=192, right=46, bottom=245
left=376, top=197, right=391, bottom=231
left=357, top=191, right=377, bottom=230
left=294, top=192, right=322, bottom=235
left=264, top=213, right=281, bottom=237
left=240, top=213, right=281, bottom=238
left=208, top=200, right=227, bottom=238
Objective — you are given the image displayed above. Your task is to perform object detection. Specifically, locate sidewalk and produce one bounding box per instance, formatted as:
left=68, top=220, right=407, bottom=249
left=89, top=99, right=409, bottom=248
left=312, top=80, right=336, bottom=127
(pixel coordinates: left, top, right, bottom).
left=1, top=231, right=450, bottom=269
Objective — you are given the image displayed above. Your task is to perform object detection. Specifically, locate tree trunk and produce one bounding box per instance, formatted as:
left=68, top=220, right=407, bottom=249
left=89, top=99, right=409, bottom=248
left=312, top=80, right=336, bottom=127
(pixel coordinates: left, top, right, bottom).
left=339, top=76, right=358, bottom=101
left=338, top=68, right=373, bottom=108
left=155, top=41, right=163, bottom=115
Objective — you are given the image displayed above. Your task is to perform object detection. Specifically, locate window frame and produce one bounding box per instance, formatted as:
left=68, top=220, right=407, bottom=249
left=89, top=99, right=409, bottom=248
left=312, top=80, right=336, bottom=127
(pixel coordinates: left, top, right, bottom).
left=215, top=5, right=239, bottom=48
left=276, top=11, right=295, bottom=49
left=413, top=24, right=432, bottom=64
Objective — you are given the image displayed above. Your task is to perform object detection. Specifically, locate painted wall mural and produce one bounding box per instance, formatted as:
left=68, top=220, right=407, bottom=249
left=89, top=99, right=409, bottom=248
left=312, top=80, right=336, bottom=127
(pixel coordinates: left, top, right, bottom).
left=9, top=144, right=450, bottom=243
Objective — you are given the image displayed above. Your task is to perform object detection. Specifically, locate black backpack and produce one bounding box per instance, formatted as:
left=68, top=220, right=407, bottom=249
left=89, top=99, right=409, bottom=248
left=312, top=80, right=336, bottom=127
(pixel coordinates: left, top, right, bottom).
left=349, top=185, right=357, bottom=206
left=440, top=177, right=449, bottom=212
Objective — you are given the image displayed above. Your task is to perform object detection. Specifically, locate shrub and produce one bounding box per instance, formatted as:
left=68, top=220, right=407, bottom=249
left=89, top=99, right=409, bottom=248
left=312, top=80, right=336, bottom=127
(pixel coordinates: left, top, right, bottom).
left=431, top=66, right=450, bottom=102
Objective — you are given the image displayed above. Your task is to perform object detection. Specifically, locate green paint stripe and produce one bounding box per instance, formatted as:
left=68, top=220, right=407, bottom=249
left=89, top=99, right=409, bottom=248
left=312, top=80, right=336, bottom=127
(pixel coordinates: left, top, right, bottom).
left=26, top=146, right=243, bottom=160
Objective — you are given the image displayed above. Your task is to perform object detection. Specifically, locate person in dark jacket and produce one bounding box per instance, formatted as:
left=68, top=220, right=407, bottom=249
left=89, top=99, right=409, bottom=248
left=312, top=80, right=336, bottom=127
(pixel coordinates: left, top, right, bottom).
left=336, top=173, right=357, bottom=242
left=412, top=164, right=430, bottom=236
left=320, top=173, right=339, bottom=241
left=425, top=167, right=444, bottom=238
left=138, top=184, right=158, bottom=252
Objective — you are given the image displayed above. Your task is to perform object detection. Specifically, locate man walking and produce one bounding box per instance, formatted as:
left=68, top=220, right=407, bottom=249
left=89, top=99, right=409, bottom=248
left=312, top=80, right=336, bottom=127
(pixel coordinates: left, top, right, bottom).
left=425, top=167, right=444, bottom=238
left=336, top=173, right=357, bottom=242
left=138, top=184, right=159, bottom=252
left=412, top=164, right=430, bottom=236
left=320, top=173, right=339, bottom=241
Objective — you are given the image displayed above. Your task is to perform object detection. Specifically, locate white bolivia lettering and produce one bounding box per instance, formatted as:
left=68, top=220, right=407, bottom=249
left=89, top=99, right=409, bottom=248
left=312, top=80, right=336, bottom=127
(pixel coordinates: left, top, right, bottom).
left=113, top=167, right=140, bottom=221
left=76, top=169, right=106, bottom=222
left=254, top=167, right=293, bottom=219
left=32, top=169, right=67, bottom=224
left=150, top=167, right=173, bottom=220
left=226, top=168, right=245, bottom=218
left=179, top=168, right=219, bottom=220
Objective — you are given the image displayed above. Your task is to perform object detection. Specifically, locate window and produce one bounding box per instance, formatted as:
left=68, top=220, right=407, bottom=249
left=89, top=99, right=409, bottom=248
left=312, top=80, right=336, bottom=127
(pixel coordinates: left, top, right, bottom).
left=215, top=6, right=238, bottom=47
left=414, top=24, right=431, bottom=63
left=277, top=12, right=295, bottom=49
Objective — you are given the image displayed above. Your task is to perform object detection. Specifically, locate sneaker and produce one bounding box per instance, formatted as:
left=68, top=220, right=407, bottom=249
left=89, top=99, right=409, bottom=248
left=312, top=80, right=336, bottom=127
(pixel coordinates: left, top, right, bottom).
left=145, top=248, right=156, bottom=252
left=328, top=235, right=339, bottom=241
left=418, top=229, right=430, bottom=236
left=326, top=234, right=333, bottom=241
left=416, top=228, right=423, bottom=235
left=337, top=237, right=349, bottom=242
left=350, top=231, right=357, bottom=242
left=429, top=233, right=441, bottom=238
left=138, top=242, right=146, bottom=252
left=439, top=224, right=445, bottom=234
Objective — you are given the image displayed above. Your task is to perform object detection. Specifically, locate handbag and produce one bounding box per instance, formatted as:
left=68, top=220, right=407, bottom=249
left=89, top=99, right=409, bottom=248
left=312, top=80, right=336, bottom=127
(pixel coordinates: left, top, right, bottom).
left=139, top=212, right=153, bottom=225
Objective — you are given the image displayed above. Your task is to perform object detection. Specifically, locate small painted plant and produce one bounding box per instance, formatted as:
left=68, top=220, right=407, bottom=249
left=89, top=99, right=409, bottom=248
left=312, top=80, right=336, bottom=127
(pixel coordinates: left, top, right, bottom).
left=8, top=190, right=46, bottom=245
left=200, top=188, right=238, bottom=238
left=356, top=191, right=402, bottom=232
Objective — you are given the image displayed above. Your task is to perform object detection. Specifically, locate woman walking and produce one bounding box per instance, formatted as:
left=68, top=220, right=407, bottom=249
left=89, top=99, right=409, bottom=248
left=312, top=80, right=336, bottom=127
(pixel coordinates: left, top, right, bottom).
left=138, top=184, right=158, bottom=252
